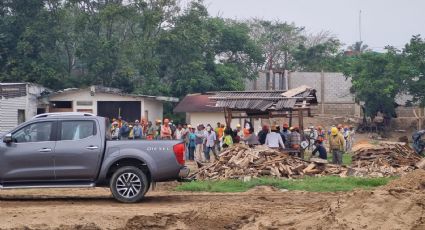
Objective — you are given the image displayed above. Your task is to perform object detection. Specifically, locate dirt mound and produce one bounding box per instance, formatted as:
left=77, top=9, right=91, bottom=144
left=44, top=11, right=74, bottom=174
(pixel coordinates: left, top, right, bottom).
left=122, top=207, right=262, bottom=230
left=56, top=223, right=101, bottom=230
left=9, top=223, right=102, bottom=230
left=123, top=213, right=186, bottom=230
left=385, top=169, right=425, bottom=191
left=245, top=185, right=279, bottom=194
left=314, top=190, right=425, bottom=230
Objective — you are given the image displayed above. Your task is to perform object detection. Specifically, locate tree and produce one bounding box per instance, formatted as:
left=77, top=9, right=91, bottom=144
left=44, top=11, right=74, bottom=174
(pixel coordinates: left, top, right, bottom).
left=0, top=0, right=68, bottom=89
left=293, top=37, right=343, bottom=72
left=402, top=35, right=425, bottom=107
left=342, top=49, right=404, bottom=122
left=247, top=19, right=305, bottom=71
left=157, top=2, right=264, bottom=97
left=347, top=41, right=369, bottom=55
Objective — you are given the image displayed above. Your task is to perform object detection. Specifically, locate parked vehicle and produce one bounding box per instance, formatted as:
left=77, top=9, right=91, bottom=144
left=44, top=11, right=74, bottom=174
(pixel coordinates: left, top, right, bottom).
left=0, top=113, right=188, bottom=203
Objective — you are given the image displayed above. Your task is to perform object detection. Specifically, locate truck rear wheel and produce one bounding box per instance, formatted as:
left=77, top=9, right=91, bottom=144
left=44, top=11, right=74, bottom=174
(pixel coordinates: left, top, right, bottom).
left=110, top=166, right=148, bottom=203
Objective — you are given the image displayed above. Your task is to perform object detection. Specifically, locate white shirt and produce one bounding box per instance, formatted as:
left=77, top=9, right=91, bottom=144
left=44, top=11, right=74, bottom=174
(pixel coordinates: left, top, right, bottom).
left=265, top=132, right=285, bottom=148
left=174, top=128, right=184, bottom=139
left=204, top=131, right=217, bottom=147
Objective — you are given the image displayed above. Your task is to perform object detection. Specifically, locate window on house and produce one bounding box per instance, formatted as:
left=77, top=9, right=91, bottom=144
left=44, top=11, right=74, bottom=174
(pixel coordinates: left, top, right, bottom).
left=18, top=109, right=25, bottom=124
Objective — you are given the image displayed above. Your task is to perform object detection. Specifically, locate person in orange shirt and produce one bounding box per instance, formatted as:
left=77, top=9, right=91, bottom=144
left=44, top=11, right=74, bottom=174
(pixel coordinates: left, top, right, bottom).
left=217, top=124, right=225, bottom=139
left=160, top=118, right=172, bottom=140
left=216, top=124, right=225, bottom=151
left=243, top=121, right=252, bottom=138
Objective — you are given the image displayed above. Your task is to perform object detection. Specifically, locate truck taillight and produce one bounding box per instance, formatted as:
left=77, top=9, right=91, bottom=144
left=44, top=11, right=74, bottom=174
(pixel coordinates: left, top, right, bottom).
left=173, top=143, right=185, bottom=165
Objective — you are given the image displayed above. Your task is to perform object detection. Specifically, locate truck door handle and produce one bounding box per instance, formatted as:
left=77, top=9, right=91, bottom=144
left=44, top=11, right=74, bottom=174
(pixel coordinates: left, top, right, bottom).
left=86, top=146, right=99, bottom=150
left=39, top=148, right=52, bottom=153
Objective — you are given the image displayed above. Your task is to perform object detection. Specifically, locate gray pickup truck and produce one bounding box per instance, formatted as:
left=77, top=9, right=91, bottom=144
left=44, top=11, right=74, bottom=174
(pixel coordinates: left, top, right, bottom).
left=0, top=113, right=188, bottom=203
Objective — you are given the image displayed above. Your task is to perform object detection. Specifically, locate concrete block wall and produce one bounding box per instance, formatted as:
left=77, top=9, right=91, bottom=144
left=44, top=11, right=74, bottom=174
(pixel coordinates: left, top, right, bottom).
left=323, top=103, right=356, bottom=115
left=245, top=71, right=422, bottom=118
left=288, top=72, right=354, bottom=103
left=288, top=72, right=322, bottom=101
left=246, top=71, right=356, bottom=116
left=323, top=73, right=354, bottom=103
left=396, top=107, right=416, bottom=118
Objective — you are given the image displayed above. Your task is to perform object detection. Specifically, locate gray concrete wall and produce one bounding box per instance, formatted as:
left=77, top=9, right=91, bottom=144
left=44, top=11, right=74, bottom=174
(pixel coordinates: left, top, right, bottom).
left=245, top=71, right=420, bottom=118
left=246, top=71, right=356, bottom=115
left=288, top=72, right=354, bottom=103
left=247, top=72, right=354, bottom=102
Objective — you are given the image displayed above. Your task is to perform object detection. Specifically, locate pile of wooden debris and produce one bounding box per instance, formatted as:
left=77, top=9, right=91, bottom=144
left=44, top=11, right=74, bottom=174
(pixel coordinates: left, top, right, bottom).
left=192, top=144, right=347, bottom=180
left=351, top=142, right=423, bottom=177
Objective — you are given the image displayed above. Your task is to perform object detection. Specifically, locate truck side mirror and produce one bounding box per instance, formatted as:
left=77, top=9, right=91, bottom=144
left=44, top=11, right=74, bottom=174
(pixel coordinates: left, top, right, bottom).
left=3, top=133, right=13, bottom=144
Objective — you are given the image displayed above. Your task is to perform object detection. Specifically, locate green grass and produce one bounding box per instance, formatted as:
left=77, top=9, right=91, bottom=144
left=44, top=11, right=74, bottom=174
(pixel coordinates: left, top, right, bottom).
left=326, top=153, right=352, bottom=165
left=176, top=176, right=393, bottom=193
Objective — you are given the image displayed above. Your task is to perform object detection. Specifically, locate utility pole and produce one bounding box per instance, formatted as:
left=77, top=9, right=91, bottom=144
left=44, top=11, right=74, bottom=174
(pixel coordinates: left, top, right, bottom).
left=359, top=10, right=362, bottom=42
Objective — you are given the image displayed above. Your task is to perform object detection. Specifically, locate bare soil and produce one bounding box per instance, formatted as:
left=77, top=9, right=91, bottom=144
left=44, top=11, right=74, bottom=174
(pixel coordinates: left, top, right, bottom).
left=1, top=173, right=424, bottom=230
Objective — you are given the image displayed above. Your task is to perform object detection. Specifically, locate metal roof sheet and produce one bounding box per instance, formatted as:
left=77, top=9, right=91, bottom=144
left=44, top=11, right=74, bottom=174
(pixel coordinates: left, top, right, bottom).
left=210, top=86, right=317, bottom=111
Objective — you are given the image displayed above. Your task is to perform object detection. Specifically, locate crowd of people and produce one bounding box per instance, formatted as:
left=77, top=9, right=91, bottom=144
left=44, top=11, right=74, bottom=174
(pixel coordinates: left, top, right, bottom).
left=109, top=117, right=355, bottom=165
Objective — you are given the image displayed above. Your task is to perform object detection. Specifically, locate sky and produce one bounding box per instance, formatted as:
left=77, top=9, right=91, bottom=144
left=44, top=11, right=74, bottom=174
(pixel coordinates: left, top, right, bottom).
left=204, top=0, right=425, bottom=51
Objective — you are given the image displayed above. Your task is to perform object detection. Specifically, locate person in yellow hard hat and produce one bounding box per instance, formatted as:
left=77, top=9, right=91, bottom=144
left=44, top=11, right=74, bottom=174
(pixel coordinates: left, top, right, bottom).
left=329, top=127, right=345, bottom=165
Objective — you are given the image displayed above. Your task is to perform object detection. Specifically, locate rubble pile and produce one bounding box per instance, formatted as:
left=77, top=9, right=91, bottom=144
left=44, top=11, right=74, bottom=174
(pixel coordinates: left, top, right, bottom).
left=351, top=142, right=423, bottom=177
left=193, top=145, right=347, bottom=180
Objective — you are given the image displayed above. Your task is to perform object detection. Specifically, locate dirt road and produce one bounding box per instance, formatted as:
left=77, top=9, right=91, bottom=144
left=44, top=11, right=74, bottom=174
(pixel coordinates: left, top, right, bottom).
left=0, top=180, right=424, bottom=230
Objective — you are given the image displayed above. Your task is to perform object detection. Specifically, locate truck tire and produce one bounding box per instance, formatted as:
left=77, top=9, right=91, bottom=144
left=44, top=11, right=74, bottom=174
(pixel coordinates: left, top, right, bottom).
left=110, top=166, right=148, bottom=203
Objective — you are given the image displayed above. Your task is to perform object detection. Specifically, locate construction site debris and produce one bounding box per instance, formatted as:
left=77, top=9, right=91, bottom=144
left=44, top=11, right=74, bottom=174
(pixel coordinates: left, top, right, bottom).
left=416, top=159, right=425, bottom=170
left=351, top=142, right=423, bottom=177
left=192, top=145, right=347, bottom=180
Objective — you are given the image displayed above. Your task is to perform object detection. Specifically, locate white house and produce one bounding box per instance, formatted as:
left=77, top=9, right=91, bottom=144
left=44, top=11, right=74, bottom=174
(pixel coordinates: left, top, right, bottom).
left=0, top=83, right=48, bottom=132
left=39, top=86, right=178, bottom=123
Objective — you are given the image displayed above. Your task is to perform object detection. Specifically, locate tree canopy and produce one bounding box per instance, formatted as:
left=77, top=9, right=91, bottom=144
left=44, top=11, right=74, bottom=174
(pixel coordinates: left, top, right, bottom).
left=402, top=35, right=425, bottom=107
left=0, top=0, right=265, bottom=97
left=0, top=1, right=346, bottom=98
left=342, top=49, right=403, bottom=120
left=342, top=36, right=425, bottom=121
left=1, top=0, right=424, bottom=121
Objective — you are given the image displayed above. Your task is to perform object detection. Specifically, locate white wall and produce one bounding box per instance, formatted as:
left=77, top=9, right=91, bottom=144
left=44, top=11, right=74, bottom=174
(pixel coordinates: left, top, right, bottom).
left=187, top=112, right=261, bottom=131
left=49, top=91, right=143, bottom=114
left=143, top=98, right=163, bottom=123
left=48, top=90, right=164, bottom=122
left=0, top=84, right=45, bottom=132
left=0, top=96, right=26, bottom=132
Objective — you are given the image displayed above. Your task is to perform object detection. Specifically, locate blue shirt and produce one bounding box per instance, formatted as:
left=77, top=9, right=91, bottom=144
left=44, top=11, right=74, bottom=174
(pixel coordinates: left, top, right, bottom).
left=312, top=144, right=327, bottom=160
left=189, top=133, right=196, bottom=148
left=133, top=125, right=143, bottom=138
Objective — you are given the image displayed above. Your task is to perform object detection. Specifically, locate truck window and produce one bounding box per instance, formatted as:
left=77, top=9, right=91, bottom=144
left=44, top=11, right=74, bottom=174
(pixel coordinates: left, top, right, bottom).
left=60, top=121, right=96, bottom=141
left=12, top=122, right=53, bottom=143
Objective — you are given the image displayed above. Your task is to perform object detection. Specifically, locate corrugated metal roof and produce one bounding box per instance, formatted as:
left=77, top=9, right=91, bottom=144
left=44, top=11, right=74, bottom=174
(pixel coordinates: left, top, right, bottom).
left=210, top=86, right=317, bottom=111
left=174, top=94, right=222, bottom=113
left=43, top=85, right=178, bottom=102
